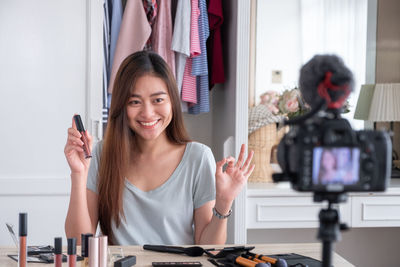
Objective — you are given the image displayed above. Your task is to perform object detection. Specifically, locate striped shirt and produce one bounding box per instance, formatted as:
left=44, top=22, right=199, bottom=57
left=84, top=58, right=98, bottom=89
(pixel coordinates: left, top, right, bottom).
left=189, top=0, right=210, bottom=114
left=181, top=0, right=201, bottom=104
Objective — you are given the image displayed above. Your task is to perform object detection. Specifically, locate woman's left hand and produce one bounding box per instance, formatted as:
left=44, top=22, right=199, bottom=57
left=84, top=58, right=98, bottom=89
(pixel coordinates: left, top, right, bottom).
left=215, top=144, right=255, bottom=205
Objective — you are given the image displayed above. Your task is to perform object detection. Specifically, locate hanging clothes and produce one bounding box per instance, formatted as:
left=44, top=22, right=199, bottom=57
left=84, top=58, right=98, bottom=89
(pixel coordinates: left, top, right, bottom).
left=103, top=0, right=123, bottom=125
left=103, top=0, right=111, bottom=113
left=189, top=0, right=210, bottom=114
left=109, top=0, right=123, bottom=82
left=207, top=0, right=225, bottom=89
left=181, top=0, right=201, bottom=105
left=172, top=0, right=191, bottom=92
left=143, top=0, right=157, bottom=50
left=181, top=58, right=197, bottom=104
left=172, top=0, right=191, bottom=112
left=107, top=0, right=151, bottom=94
left=151, top=0, right=175, bottom=77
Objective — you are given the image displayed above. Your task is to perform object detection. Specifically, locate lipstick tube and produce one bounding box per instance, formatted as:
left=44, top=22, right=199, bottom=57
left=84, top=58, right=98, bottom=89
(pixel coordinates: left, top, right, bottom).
left=73, top=114, right=92, bottom=158
left=54, top=237, right=63, bottom=267
left=88, top=236, right=99, bottom=267
left=68, top=238, right=77, bottom=267
left=81, top=233, right=93, bottom=267
left=98, top=236, right=108, bottom=267
left=18, top=213, right=27, bottom=267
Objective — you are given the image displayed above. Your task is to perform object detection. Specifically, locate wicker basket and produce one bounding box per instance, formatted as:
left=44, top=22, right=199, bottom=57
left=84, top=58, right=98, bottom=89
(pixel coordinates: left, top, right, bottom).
left=248, top=123, right=288, bottom=183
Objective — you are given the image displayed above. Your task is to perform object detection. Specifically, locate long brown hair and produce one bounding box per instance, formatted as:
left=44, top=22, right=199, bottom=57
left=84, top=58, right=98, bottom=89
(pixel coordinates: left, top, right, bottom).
left=97, top=51, right=190, bottom=243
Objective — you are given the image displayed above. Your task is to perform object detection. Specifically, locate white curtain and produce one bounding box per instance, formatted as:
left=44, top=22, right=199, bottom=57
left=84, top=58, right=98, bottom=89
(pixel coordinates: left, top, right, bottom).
left=300, top=0, right=368, bottom=129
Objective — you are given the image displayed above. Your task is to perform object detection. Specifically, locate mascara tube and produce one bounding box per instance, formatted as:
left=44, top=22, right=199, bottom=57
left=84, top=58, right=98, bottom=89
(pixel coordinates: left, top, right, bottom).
left=68, top=238, right=77, bottom=267
left=73, top=114, right=92, bottom=158
left=18, top=213, right=27, bottom=267
left=54, top=237, right=63, bottom=267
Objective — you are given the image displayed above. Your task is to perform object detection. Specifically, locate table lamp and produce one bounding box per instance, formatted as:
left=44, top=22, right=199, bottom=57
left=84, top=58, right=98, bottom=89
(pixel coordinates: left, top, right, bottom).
left=354, top=83, right=400, bottom=177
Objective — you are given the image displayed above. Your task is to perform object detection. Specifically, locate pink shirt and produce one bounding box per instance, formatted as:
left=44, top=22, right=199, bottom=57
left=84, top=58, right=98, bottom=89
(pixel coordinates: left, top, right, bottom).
left=151, top=0, right=175, bottom=77
left=181, top=0, right=201, bottom=104
left=108, top=0, right=151, bottom=94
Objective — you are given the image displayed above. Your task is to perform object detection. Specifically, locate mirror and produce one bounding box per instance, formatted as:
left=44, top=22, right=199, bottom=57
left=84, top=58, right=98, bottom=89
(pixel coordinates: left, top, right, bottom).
left=253, top=0, right=376, bottom=130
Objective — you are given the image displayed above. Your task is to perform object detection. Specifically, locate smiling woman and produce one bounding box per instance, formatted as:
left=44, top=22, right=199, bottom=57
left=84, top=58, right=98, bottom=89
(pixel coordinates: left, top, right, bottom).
left=0, top=0, right=252, bottom=248
left=64, top=51, right=255, bottom=245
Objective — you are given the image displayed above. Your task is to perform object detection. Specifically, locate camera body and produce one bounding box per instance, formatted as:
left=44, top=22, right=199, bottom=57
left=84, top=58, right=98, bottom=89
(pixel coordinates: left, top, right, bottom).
left=275, top=115, right=392, bottom=193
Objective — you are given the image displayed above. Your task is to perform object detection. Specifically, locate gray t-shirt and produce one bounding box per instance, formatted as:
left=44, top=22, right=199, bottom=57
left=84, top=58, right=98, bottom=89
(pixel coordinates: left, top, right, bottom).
left=87, top=141, right=216, bottom=245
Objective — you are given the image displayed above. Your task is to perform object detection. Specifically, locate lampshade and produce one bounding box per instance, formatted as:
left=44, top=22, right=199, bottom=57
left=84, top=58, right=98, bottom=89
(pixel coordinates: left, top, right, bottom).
left=369, top=83, right=400, bottom=122
left=354, top=84, right=375, bottom=120
left=354, top=83, right=400, bottom=122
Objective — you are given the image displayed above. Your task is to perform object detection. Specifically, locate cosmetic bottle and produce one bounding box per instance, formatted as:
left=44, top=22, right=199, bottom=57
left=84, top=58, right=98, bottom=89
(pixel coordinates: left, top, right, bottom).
left=98, top=236, right=108, bottom=267
left=18, top=213, right=27, bottom=267
left=54, top=237, right=63, bottom=267
left=89, top=236, right=99, bottom=267
left=68, top=237, right=77, bottom=267
left=81, top=233, right=93, bottom=267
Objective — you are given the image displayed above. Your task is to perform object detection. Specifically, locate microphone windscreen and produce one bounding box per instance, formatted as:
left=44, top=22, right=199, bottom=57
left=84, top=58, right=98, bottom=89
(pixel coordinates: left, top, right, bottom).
left=299, top=54, right=354, bottom=109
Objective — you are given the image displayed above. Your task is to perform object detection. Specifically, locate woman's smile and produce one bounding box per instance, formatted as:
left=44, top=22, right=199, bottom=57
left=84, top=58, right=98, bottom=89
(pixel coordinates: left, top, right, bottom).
left=139, top=119, right=160, bottom=128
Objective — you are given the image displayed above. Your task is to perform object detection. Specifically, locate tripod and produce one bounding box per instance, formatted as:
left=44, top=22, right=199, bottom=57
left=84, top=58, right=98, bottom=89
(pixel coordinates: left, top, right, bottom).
left=314, top=192, right=348, bottom=267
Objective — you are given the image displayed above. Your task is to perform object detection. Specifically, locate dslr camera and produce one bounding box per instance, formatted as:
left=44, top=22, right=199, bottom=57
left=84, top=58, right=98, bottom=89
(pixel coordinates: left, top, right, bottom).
left=273, top=55, right=391, bottom=193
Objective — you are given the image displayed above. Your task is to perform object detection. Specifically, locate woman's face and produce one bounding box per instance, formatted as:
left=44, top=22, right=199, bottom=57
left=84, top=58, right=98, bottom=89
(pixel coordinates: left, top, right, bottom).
left=126, top=74, right=173, bottom=142
left=322, top=150, right=336, bottom=171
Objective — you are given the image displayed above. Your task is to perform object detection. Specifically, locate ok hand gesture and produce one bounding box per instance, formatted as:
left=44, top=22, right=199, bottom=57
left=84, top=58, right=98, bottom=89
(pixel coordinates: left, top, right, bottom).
left=215, top=144, right=255, bottom=204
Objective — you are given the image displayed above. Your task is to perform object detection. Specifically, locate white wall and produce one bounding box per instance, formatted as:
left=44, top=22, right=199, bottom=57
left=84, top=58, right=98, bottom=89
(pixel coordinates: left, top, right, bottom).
left=0, top=0, right=102, bottom=246
left=255, top=0, right=302, bottom=104
left=0, top=0, right=86, bottom=181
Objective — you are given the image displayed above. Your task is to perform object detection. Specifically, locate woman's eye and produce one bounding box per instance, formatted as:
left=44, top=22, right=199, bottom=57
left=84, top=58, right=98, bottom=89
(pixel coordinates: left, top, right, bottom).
left=154, top=98, right=164, bottom=103
left=129, top=100, right=141, bottom=105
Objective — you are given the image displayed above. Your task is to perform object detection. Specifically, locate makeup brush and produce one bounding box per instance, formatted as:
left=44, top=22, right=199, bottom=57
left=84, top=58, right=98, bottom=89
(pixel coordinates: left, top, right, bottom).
left=143, top=245, right=205, bottom=257
left=246, top=252, right=288, bottom=267
left=226, top=254, right=270, bottom=267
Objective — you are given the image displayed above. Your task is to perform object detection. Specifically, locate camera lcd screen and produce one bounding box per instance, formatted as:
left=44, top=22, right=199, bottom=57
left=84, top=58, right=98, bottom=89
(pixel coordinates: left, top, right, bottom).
left=312, top=147, right=360, bottom=185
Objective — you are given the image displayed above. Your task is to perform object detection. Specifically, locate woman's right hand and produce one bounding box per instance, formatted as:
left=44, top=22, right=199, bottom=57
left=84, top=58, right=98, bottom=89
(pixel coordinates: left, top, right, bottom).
left=64, top=115, right=93, bottom=176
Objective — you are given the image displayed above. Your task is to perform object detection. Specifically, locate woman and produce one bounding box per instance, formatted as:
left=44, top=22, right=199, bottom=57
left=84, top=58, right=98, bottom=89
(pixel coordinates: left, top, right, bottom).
left=64, top=51, right=254, bottom=245
left=318, top=149, right=337, bottom=184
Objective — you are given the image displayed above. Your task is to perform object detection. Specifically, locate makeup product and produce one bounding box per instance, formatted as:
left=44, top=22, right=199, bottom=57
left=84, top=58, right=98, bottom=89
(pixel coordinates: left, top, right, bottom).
left=54, top=237, right=63, bottom=267
left=152, top=262, right=201, bottom=267
left=68, top=238, right=77, bottom=267
left=204, top=246, right=255, bottom=258
left=6, top=223, right=54, bottom=255
left=98, top=236, right=108, bottom=267
left=241, top=255, right=271, bottom=266
left=246, top=252, right=288, bottom=267
left=73, top=114, right=92, bottom=158
left=18, top=213, right=27, bottom=267
left=114, top=255, right=136, bottom=267
left=143, top=245, right=204, bottom=256
left=88, top=236, right=99, bottom=267
left=81, top=233, right=93, bottom=267
left=226, top=254, right=269, bottom=267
